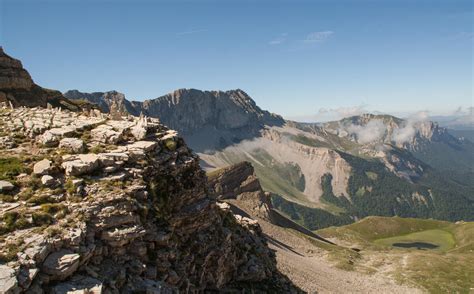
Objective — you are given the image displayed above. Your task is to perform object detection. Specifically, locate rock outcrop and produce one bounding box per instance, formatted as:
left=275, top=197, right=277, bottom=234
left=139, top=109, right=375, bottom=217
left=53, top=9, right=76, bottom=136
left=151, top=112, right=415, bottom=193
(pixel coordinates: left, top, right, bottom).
left=64, top=90, right=139, bottom=117
left=0, top=106, right=299, bottom=293
left=0, top=48, right=83, bottom=111
left=207, top=161, right=274, bottom=222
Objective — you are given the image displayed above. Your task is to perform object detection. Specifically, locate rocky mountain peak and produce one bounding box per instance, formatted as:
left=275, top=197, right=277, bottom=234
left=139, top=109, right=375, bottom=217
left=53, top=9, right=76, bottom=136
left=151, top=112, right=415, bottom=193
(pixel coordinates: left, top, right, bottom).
left=0, top=47, right=34, bottom=91
left=0, top=49, right=80, bottom=111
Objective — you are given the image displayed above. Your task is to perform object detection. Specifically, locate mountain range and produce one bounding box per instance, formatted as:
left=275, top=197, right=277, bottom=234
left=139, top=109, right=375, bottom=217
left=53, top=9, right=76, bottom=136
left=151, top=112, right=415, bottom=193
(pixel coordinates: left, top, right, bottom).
left=64, top=88, right=474, bottom=229
left=1, top=47, right=473, bottom=293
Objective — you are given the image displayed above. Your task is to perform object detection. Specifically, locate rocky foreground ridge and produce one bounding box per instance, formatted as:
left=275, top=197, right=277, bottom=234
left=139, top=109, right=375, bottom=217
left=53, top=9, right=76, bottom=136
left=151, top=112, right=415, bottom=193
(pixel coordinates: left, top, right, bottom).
left=0, top=105, right=299, bottom=293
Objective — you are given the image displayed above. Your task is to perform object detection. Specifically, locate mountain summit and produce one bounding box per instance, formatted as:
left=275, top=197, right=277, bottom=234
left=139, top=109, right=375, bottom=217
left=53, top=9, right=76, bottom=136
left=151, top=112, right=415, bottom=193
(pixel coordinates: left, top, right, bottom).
left=0, top=48, right=80, bottom=111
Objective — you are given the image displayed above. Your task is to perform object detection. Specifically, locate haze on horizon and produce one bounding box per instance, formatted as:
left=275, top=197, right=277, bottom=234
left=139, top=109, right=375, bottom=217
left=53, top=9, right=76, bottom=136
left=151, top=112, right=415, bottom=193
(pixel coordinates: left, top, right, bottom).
left=0, top=0, right=472, bottom=121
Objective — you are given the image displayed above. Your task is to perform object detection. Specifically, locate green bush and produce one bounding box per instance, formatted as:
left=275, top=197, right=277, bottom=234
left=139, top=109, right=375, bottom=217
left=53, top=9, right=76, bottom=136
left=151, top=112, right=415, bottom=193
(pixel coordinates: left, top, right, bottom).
left=41, top=203, right=67, bottom=215
left=27, top=195, right=55, bottom=205
left=32, top=212, right=53, bottom=226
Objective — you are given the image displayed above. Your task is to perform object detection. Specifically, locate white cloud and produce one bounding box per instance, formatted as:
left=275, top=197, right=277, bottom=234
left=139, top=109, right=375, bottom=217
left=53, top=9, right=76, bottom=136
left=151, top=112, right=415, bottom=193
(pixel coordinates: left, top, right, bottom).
left=391, top=111, right=429, bottom=145
left=346, top=119, right=386, bottom=144
left=269, top=33, right=288, bottom=45
left=304, top=31, right=334, bottom=43
left=453, top=31, right=474, bottom=40
left=176, top=29, right=208, bottom=36
left=313, top=104, right=368, bottom=122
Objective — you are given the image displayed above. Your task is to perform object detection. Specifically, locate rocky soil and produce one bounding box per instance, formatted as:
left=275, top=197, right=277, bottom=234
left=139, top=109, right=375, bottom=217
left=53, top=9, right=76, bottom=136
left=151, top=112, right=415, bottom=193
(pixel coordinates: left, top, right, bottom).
left=0, top=105, right=299, bottom=293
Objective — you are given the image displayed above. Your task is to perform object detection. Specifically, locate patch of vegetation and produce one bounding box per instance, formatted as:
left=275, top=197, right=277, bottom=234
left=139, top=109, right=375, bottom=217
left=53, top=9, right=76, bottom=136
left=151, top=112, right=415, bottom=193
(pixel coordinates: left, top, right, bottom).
left=18, top=188, right=35, bottom=201
left=45, top=226, right=63, bottom=237
left=41, top=203, right=68, bottom=218
left=320, top=173, right=352, bottom=210
left=272, top=194, right=353, bottom=230
left=0, top=237, right=24, bottom=262
left=291, top=134, right=331, bottom=148
left=164, top=139, right=177, bottom=151
left=65, top=179, right=76, bottom=195
left=0, top=211, right=30, bottom=234
left=32, top=212, right=54, bottom=226
left=248, top=149, right=308, bottom=200
left=27, top=194, right=56, bottom=205
left=365, top=171, right=378, bottom=180
left=90, top=145, right=106, bottom=154
left=0, top=157, right=26, bottom=181
left=0, top=193, right=15, bottom=202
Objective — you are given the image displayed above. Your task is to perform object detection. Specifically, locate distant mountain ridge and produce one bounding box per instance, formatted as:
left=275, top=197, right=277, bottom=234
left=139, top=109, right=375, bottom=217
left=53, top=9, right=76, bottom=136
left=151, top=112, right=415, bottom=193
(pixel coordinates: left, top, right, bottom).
left=65, top=88, right=284, bottom=151
left=65, top=88, right=474, bottom=228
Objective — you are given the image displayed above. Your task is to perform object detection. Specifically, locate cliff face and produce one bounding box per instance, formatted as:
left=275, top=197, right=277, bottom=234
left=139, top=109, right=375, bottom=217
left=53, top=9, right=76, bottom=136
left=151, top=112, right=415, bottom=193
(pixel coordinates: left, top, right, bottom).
left=207, top=161, right=274, bottom=222
left=0, top=48, right=80, bottom=111
left=0, top=107, right=298, bottom=293
left=65, top=88, right=285, bottom=151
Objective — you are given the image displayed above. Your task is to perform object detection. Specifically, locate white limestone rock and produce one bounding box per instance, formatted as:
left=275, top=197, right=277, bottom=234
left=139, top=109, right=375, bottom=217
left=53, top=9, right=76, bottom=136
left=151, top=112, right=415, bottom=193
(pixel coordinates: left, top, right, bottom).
left=0, top=180, right=15, bottom=192
left=91, top=125, right=122, bottom=144
left=41, top=175, right=56, bottom=187
left=51, top=275, right=103, bottom=294
left=33, top=159, right=52, bottom=175
left=62, top=154, right=100, bottom=176
left=0, top=265, right=19, bottom=294
left=59, top=138, right=85, bottom=154
left=38, top=131, right=59, bottom=147
left=42, top=250, right=80, bottom=281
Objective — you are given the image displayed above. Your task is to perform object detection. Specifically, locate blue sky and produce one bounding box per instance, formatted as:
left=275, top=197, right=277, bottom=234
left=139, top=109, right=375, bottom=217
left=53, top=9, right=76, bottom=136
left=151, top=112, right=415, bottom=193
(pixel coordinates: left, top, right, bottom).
left=1, top=0, right=472, bottom=120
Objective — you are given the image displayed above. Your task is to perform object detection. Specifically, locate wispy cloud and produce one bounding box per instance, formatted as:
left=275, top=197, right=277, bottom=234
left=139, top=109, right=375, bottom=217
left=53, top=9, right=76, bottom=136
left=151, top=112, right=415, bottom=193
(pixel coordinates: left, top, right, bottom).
left=316, top=104, right=368, bottom=121
left=304, top=31, right=334, bottom=43
left=176, top=29, right=208, bottom=36
left=453, top=31, right=474, bottom=40
left=269, top=33, right=288, bottom=45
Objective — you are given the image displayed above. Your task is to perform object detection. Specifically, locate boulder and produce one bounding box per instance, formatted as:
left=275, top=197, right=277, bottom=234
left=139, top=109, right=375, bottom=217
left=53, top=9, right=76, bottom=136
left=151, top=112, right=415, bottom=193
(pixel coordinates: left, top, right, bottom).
left=51, top=275, right=103, bottom=294
left=127, top=141, right=158, bottom=152
left=37, top=131, right=59, bottom=147
left=62, top=154, right=99, bottom=176
left=59, top=138, right=85, bottom=153
left=33, top=159, right=52, bottom=175
left=0, top=180, right=14, bottom=192
left=41, top=175, right=56, bottom=187
left=42, top=250, right=80, bottom=281
left=91, top=125, right=122, bottom=144
left=0, top=265, right=19, bottom=294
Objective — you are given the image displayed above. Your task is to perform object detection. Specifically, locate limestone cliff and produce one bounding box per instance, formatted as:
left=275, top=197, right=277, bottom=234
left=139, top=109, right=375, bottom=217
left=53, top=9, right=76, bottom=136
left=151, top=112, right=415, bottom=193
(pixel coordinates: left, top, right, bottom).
left=0, top=107, right=299, bottom=293
left=65, top=88, right=285, bottom=151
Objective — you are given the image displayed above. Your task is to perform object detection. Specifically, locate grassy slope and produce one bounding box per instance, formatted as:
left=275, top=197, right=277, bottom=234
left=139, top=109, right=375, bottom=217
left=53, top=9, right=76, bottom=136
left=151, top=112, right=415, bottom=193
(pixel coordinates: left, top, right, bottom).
left=318, top=216, right=474, bottom=293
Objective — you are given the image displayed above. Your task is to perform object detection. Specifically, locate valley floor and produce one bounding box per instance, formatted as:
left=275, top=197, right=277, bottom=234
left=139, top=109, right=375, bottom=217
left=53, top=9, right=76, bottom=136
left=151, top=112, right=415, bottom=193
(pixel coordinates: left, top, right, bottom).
left=259, top=220, right=422, bottom=293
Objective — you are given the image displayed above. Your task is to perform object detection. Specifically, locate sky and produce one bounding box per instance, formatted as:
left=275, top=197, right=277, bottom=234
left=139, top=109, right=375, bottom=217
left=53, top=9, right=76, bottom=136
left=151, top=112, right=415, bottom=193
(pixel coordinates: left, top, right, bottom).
left=0, top=0, right=472, bottom=121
